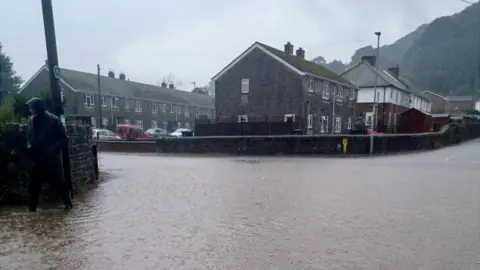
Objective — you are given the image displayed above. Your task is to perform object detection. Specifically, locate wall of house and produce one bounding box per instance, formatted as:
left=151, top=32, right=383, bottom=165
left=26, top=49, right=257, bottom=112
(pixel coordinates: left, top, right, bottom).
left=75, top=93, right=213, bottom=131
left=423, top=92, right=447, bottom=113
left=303, top=76, right=357, bottom=134
left=215, top=47, right=303, bottom=120
left=447, top=100, right=473, bottom=113
left=358, top=87, right=431, bottom=113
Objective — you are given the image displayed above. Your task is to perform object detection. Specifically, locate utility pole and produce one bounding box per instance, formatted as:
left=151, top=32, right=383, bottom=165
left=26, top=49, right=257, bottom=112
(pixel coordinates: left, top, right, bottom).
left=370, top=31, right=381, bottom=154
left=41, top=0, right=72, bottom=194
left=97, top=64, right=102, bottom=129
left=191, top=82, right=196, bottom=89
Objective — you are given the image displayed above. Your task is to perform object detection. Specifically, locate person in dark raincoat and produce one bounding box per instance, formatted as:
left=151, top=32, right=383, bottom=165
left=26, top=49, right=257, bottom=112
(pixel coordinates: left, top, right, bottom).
left=26, top=97, right=73, bottom=212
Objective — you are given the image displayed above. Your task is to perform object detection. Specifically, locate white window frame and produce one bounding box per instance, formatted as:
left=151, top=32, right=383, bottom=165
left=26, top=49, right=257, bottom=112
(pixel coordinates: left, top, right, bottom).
left=196, top=108, right=200, bottom=117
left=135, top=100, right=142, bottom=112
left=163, top=121, right=168, bottom=130
left=284, top=114, right=295, bottom=122
left=60, top=89, right=65, bottom=103
left=101, top=96, right=108, bottom=108
left=184, top=107, right=190, bottom=117
left=322, top=83, right=330, bottom=100
left=307, top=78, right=315, bottom=93
left=336, top=86, right=344, bottom=102
left=151, top=120, right=158, bottom=128
left=170, top=104, right=174, bottom=114
left=111, top=97, right=119, bottom=108
left=84, top=94, right=94, bottom=108
left=125, top=99, right=131, bottom=110
left=335, top=116, right=342, bottom=133
left=320, top=116, right=328, bottom=133
left=152, top=103, right=158, bottom=114
left=102, top=117, right=109, bottom=128
left=349, top=89, right=355, bottom=100
left=124, top=119, right=131, bottom=125
left=241, top=78, right=250, bottom=94
left=238, top=114, right=248, bottom=123
left=162, top=104, right=166, bottom=113
left=347, top=118, right=352, bottom=130
left=136, top=120, right=143, bottom=129
left=307, top=114, right=313, bottom=129
left=90, top=117, right=96, bottom=127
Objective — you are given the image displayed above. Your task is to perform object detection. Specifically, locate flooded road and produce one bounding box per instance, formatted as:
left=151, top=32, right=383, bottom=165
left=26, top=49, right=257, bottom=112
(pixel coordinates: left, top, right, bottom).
left=1, top=141, right=480, bottom=269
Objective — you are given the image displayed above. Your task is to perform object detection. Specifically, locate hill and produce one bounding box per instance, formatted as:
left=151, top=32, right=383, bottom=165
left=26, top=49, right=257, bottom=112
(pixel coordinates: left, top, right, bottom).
left=314, top=3, right=480, bottom=96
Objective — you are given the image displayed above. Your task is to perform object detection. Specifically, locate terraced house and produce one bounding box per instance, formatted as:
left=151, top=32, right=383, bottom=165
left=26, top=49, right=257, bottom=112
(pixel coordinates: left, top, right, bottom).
left=19, top=65, right=215, bottom=131
left=212, top=41, right=358, bottom=134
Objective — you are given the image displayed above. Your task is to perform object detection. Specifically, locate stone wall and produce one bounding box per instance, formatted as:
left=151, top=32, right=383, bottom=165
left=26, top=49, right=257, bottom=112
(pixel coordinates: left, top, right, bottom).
left=0, top=123, right=97, bottom=203
left=95, top=119, right=480, bottom=156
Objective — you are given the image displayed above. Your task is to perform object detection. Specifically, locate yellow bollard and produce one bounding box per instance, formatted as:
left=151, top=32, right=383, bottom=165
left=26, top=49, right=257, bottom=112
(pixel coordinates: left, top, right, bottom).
left=342, top=138, right=348, bottom=153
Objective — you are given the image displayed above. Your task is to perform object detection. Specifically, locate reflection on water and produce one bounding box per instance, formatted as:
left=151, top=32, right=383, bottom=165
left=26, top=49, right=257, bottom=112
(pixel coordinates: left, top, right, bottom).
left=1, top=153, right=479, bottom=269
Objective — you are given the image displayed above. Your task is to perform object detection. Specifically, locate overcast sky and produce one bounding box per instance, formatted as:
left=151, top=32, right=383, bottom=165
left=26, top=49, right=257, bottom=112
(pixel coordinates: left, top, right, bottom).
left=0, top=0, right=470, bottom=90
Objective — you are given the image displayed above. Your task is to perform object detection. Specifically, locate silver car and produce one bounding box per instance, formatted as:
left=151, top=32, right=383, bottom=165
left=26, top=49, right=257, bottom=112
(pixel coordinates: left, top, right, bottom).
left=92, top=129, right=121, bottom=140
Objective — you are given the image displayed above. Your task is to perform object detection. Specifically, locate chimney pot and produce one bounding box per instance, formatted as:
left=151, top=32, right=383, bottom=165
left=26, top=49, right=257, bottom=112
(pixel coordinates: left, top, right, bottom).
left=387, top=66, right=400, bottom=78
left=296, top=47, right=305, bottom=59
left=361, top=56, right=376, bottom=67
left=168, top=83, right=174, bottom=89
left=119, top=73, right=126, bottom=80
left=161, top=82, right=167, bottom=88
left=108, top=71, right=115, bottom=78
left=284, top=42, right=294, bottom=55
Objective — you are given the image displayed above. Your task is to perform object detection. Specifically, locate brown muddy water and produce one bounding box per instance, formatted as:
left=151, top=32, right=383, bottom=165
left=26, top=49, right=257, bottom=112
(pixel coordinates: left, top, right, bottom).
left=1, top=142, right=480, bottom=269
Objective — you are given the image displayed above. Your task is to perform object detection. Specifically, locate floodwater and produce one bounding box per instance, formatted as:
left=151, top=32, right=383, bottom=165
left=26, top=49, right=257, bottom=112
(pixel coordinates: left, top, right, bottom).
left=1, top=141, right=480, bottom=269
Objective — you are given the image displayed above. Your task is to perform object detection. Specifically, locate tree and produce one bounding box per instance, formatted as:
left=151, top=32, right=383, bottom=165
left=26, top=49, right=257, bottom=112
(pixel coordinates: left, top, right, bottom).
left=0, top=43, right=23, bottom=101
left=162, top=73, right=182, bottom=87
left=311, top=56, right=348, bottom=74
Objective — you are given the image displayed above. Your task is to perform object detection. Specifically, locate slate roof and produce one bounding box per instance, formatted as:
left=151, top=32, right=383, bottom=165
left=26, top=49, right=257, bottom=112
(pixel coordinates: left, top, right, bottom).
left=58, top=67, right=214, bottom=108
left=447, top=96, right=473, bottom=102
left=256, top=42, right=354, bottom=86
left=342, top=60, right=409, bottom=91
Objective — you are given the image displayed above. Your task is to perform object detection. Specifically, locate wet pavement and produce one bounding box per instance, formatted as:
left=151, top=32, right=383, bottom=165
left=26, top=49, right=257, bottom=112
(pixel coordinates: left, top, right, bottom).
left=1, top=140, right=480, bottom=269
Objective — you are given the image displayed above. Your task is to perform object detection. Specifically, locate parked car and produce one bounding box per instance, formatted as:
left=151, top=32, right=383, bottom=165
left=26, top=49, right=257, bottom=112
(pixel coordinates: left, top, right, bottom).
left=115, top=124, right=148, bottom=140
left=93, top=129, right=121, bottom=140
left=170, top=128, right=194, bottom=137
left=145, top=128, right=169, bottom=138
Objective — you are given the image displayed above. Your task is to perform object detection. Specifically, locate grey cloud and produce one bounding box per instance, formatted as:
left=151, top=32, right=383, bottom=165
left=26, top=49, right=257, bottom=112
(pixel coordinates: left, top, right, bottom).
left=0, top=0, right=469, bottom=89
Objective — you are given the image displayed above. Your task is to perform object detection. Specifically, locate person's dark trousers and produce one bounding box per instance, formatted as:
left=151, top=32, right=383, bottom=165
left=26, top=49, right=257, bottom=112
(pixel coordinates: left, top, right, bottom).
left=28, top=160, right=73, bottom=212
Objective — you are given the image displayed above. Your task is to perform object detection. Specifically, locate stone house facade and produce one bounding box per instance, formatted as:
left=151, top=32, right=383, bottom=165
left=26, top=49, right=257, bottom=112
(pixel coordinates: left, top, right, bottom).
left=212, top=41, right=358, bottom=134
left=19, top=65, right=214, bottom=131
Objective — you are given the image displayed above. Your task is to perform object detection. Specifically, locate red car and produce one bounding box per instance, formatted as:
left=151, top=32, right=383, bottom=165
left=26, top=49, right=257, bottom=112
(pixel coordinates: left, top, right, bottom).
left=115, top=125, right=148, bottom=140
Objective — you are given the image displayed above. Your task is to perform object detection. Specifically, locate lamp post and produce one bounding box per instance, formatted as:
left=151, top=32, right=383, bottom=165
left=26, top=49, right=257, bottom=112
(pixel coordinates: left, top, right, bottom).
left=373, top=31, right=381, bottom=131
left=370, top=31, right=381, bottom=154
left=41, top=0, right=72, bottom=194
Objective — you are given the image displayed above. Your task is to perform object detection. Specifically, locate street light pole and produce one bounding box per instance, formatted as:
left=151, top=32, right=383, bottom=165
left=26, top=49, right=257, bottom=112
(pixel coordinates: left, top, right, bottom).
left=370, top=31, right=381, bottom=154
left=373, top=31, right=381, bottom=131
left=41, top=0, right=73, bottom=195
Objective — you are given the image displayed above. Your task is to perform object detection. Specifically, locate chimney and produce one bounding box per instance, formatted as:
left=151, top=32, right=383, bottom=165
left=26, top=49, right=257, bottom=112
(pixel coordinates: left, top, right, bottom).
left=284, top=42, right=293, bottom=55
left=168, top=83, right=175, bottom=89
left=387, top=65, right=399, bottom=78
left=161, top=82, right=167, bottom=88
left=361, top=56, right=376, bottom=67
left=108, top=71, right=115, bottom=78
left=119, top=73, right=126, bottom=80
left=296, top=47, right=305, bottom=59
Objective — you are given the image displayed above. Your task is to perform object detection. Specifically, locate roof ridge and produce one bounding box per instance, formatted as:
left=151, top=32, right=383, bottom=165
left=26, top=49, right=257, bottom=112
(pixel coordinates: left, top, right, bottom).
left=256, top=42, right=355, bottom=87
